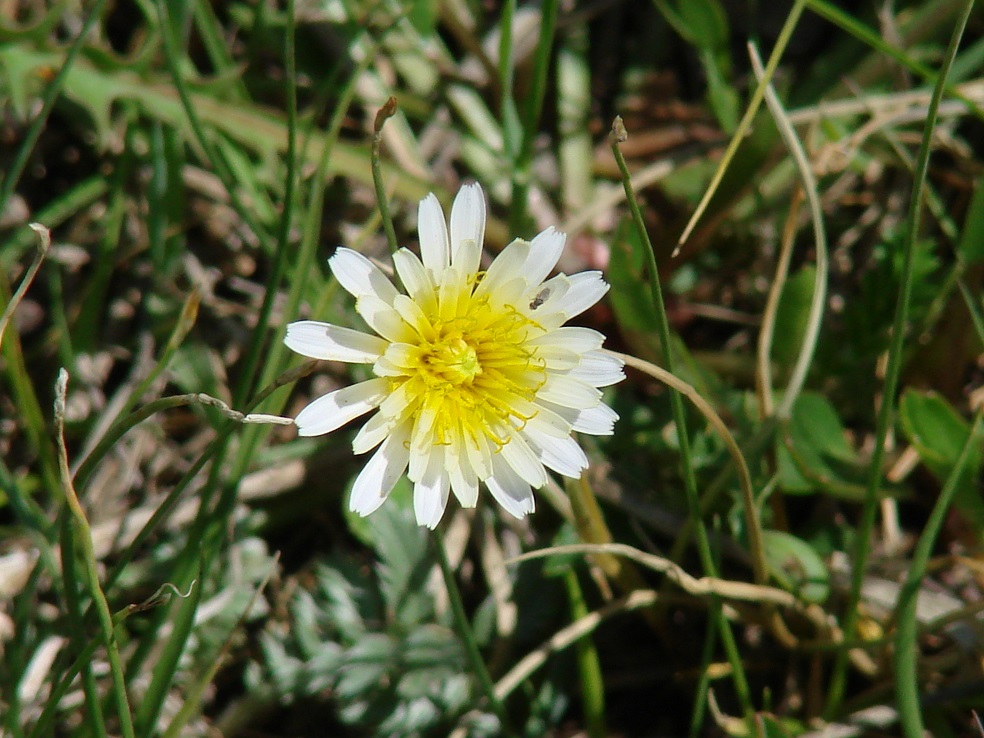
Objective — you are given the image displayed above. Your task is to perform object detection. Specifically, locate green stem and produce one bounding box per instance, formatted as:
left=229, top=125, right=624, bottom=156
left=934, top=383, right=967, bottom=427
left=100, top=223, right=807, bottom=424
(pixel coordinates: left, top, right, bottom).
left=677, top=0, right=806, bottom=249
left=895, top=412, right=982, bottom=738
left=824, top=0, right=975, bottom=717
left=509, top=0, right=559, bottom=236
left=433, top=528, right=512, bottom=734
left=564, top=570, right=606, bottom=738
left=610, top=118, right=753, bottom=719
left=54, top=371, right=135, bottom=738
left=372, top=96, right=401, bottom=256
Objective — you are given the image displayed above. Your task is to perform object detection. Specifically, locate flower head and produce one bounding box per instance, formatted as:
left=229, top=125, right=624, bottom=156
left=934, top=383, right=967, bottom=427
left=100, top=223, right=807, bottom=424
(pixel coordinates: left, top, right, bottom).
left=285, top=183, right=623, bottom=528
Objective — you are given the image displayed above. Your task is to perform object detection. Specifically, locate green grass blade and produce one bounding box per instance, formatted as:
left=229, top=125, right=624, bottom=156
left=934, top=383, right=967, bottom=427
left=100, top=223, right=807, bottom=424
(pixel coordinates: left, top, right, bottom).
left=825, top=0, right=976, bottom=717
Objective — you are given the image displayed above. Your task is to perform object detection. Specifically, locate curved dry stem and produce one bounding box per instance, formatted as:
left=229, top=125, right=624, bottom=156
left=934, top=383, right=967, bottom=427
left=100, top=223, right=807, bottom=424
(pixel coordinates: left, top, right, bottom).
left=748, top=43, right=829, bottom=420
left=604, top=350, right=768, bottom=588
left=756, top=188, right=803, bottom=418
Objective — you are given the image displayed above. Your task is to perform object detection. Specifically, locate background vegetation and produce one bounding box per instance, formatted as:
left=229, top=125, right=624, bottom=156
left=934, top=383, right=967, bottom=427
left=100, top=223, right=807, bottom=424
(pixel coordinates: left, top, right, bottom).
left=1, top=0, right=983, bottom=735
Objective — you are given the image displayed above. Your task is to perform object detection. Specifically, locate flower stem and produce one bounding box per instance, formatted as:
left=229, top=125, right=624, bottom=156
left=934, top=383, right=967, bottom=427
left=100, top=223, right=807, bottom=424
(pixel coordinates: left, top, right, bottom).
left=372, top=97, right=401, bottom=256
left=610, top=119, right=754, bottom=720
left=433, top=528, right=512, bottom=734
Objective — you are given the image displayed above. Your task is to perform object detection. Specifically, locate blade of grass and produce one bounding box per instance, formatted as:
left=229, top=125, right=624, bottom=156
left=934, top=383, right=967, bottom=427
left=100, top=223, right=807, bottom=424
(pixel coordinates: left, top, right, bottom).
left=676, top=0, right=806, bottom=251
left=610, top=118, right=756, bottom=721
left=508, top=0, right=558, bottom=236
left=824, top=0, right=975, bottom=717
left=54, top=370, right=135, bottom=738
left=805, top=0, right=984, bottom=121
left=434, top=528, right=514, bottom=736
left=0, top=0, right=109, bottom=222
left=895, top=411, right=982, bottom=738
left=0, top=224, right=49, bottom=352
left=747, top=42, right=829, bottom=420
left=563, top=569, right=605, bottom=738
left=58, top=513, right=108, bottom=738
left=227, top=49, right=370, bottom=483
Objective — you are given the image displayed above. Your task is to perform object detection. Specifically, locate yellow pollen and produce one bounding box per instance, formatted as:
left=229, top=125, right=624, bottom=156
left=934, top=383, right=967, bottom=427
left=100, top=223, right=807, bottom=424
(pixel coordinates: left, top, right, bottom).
left=393, top=281, right=549, bottom=452
left=426, top=336, right=482, bottom=384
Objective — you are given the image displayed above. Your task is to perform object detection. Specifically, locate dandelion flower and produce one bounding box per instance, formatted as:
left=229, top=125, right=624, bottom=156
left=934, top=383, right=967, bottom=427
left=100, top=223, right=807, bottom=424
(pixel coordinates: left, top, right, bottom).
left=285, top=183, right=623, bottom=528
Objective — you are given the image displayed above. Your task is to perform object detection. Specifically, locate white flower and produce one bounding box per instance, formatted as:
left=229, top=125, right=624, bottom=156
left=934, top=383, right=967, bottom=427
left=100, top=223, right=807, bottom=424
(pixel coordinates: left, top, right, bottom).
left=285, top=183, right=623, bottom=528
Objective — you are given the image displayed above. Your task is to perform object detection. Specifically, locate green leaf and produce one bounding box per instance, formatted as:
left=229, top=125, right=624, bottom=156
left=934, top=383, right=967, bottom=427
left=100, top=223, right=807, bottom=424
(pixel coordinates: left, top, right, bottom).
left=407, top=0, right=437, bottom=37
left=776, top=391, right=878, bottom=499
left=761, top=529, right=830, bottom=603
left=772, top=266, right=816, bottom=367
left=900, top=390, right=984, bottom=532
left=607, top=217, right=660, bottom=334
left=956, top=173, right=984, bottom=265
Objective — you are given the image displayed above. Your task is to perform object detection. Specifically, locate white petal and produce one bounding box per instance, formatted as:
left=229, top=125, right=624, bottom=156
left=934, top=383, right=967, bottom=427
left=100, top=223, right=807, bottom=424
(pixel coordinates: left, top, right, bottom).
left=355, top=295, right=414, bottom=343
left=532, top=344, right=580, bottom=371
left=539, top=400, right=619, bottom=436
left=569, top=351, right=625, bottom=387
left=474, top=239, right=530, bottom=300
left=528, top=326, right=605, bottom=354
left=417, top=193, right=450, bottom=275
left=294, top=378, right=389, bottom=437
left=524, top=429, right=588, bottom=479
left=448, top=451, right=479, bottom=508
left=284, top=321, right=387, bottom=363
left=349, top=425, right=410, bottom=516
left=498, top=430, right=547, bottom=488
left=449, top=183, right=485, bottom=276
left=526, top=404, right=572, bottom=438
left=329, top=248, right=400, bottom=303
left=549, top=271, right=609, bottom=320
left=537, top=375, right=603, bottom=409
left=414, top=450, right=450, bottom=529
left=524, top=227, right=566, bottom=285
left=351, top=411, right=395, bottom=455
left=393, top=248, right=437, bottom=314
left=485, top=455, right=535, bottom=519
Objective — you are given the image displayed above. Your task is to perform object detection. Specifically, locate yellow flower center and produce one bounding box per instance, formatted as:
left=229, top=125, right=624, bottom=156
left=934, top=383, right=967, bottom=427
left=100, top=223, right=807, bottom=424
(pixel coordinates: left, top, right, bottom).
left=391, top=283, right=547, bottom=454
left=424, top=336, right=482, bottom=385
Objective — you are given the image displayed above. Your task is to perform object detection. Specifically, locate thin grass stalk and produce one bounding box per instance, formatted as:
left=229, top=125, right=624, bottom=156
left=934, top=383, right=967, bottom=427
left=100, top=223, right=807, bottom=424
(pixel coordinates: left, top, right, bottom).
left=493, top=589, right=659, bottom=700
left=609, top=119, right=754, bottom=719
left=53, top=370, right=135, bottom=738
left=563, top=570, right=606, bottom=738
left=230, top=0, right=300, bottom=406
left=756, top=188, right=803, bottom=419
left=957, top=277, right=984, bottom=345
left=58, top=514, right=108, bottom=738
left=688, top=589, right=721, bottom=738
left=509, top=0, right=559, bottom=236
left=0, top=277, right=62, bottom=504
left=0, top=225, right=49, bottom=352
left=497, top=0, right=517, bottom=155
left=433, top=529, right=513, bottom=734
left=677, top=0, right=806, bottom=251
left=155, top=1, right=271, bottom=249
left=804, top=0, right=984, bottom=121
left=747, top=43, right=829, bottom=420
left=824, top=0, right=975, bottom=716
left=0, top=0, right=110, bottom=220
left=607, top=349, right=767, bottom=587
left=228, top=51, right=371, bottom=482
left=895, top=412, right=983, bottom=737
left=28, top=604, right=143, bottom=738
left=372, top=97, right=401, bottom=256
